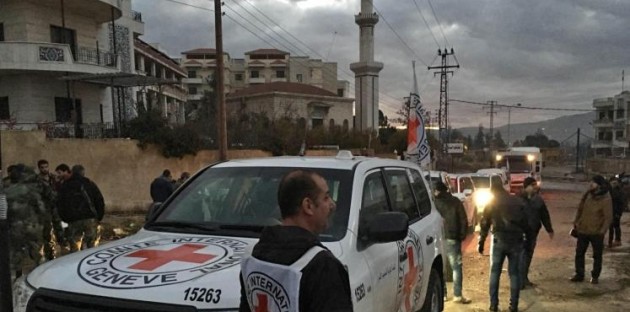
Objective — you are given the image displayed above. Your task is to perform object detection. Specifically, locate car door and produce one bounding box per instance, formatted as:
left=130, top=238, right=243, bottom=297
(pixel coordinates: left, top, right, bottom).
left=357, top=169, right=398, bottom=312
left=383, top=167, right=437, bottom=312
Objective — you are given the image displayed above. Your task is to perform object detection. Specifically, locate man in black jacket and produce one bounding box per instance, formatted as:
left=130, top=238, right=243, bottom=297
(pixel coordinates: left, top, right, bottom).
left=56, top=165, right=104, bottom=251
left=520, top=177, right=554, bottom=289
left=239, top=170, right=353, bottom=312
left=433, top=181, right=471, bottom=304
left=608, top=176, right=625, bottom=247
left=150, top=169, right=175, bottom=203
left=479, top=183, right=532, bottom=312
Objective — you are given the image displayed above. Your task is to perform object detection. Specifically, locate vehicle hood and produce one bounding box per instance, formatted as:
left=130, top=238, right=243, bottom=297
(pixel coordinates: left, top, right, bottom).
left=27, top=229, right=343, bottom=309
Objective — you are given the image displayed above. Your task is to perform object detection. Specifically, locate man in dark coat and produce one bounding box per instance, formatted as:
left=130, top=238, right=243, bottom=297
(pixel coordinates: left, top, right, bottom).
left=150, top=169, right=175, bottom=203
left=520, top=177, right=554, bottom=289
left=239, top=170, right=352, bottom=312
left=433, top=181, right=471, bottom=304
left=608, top=176, right=625, bottom=247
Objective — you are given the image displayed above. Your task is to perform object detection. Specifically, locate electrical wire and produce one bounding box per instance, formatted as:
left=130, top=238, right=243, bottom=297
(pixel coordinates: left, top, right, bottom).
left=372, top=4, right=429, bottom=67
left=410, top=0, right=440, bottom=49
left=427, top=0, right=451, bottom=48
left=450, top=99, right=594, bottom=112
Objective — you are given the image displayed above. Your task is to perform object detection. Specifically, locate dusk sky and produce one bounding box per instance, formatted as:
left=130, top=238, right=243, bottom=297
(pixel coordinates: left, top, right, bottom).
left=132, top=0, right=629, bottom=128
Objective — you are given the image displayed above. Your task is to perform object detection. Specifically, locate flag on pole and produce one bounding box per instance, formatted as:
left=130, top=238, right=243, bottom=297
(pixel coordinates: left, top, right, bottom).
left=407, top=61, right=431, bottom=169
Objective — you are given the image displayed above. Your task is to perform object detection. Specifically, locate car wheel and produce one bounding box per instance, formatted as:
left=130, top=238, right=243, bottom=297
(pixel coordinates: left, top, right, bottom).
left=420, top=268, right=444, bottom=312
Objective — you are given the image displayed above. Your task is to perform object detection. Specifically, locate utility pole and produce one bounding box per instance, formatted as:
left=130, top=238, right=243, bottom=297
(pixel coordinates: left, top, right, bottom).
left=484, top=101, right=498, bottom=154
left=576, top=128, right=581, bottom=173
left=428, top=48, right=459, bottom=152
left=507, top=103, right=522, bottom=147
left=214, top=0, right=228, bottom=161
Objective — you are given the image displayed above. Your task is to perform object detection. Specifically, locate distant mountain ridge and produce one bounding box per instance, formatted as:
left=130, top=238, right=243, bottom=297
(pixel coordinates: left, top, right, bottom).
left=457, top=112, right=594, bottom=145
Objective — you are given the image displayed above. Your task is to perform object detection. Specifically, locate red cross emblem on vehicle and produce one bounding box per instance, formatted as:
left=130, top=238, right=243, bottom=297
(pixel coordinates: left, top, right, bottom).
left=125, top=243, right=216, bottom=271
left=254, top=293, right=269, bottom=312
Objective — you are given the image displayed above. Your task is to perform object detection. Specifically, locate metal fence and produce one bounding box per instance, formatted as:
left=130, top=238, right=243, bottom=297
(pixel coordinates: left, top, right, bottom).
left=75, top=46, right=117, bottom=68
left=41, top=123, right=123, bottom=139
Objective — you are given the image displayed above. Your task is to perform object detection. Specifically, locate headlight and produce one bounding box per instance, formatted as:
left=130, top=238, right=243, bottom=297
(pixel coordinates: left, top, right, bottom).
left=474, top=190, right=494, bottom=211
left=13, top=275, right=36, bottom=312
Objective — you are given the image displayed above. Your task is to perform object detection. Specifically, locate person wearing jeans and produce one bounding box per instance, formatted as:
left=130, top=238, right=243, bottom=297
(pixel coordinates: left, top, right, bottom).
left=571, top=175, right=613, bottom=284
left=479, top=183, right=532, bottom=312
left=433, top=181, right=471, bottom=304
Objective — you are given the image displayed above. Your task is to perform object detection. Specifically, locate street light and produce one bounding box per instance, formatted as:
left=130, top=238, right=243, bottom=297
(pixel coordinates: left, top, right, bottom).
left=507, top=103, right=522, bottom=147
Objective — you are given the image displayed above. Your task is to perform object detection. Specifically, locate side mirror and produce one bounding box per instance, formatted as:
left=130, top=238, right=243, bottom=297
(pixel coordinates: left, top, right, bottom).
left=463, top=189, right=473, bottom=196
left=366, top=212, right=409, bottom=243
left=145, top=202, right=162, bottom=222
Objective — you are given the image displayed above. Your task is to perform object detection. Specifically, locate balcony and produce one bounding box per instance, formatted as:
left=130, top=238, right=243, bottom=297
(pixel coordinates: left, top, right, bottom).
left=592, top=118, right=613, bottom=127
left=271, top=77, right=287, bottom=82
left=593, top=98, right=614, bottom=108
left=592, top=139, right=613, bottom=149
left=249, top=77, right=265, bottom=84
left=182, top=77, right=203, bottom=84
left=0, top=42, right=120, bottom=74
left=614, top=137, right=629, bottom=148
left=188, top=94, right=203, bottom=101
left=132, top=10, right=143, bottom=22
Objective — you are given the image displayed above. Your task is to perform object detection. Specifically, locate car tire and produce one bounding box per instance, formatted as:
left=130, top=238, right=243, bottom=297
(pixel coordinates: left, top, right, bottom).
left=420, top=268, right=444, bottom=312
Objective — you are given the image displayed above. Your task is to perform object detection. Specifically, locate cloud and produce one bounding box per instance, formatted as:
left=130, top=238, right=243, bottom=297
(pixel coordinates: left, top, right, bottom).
left=132, top=0, right=629, bottom=128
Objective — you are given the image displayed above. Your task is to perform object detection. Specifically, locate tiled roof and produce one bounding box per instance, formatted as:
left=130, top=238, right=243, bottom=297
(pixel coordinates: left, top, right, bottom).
left=245, top=48, right=289, bottom=55
left=228, top=82, right=337, bottom=98
left=182, top=48, right=217, bottom=55
left=134, top=38, right=186, bottom=76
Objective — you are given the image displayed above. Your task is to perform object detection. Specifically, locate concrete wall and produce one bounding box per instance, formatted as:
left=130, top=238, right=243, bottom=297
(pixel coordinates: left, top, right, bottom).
left=587, top=158, right=630, bottom=175
left=0, top=130, right=342, bottom=213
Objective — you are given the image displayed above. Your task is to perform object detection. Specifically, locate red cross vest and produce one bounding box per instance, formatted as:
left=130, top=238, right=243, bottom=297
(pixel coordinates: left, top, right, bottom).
left=241, top=246, right=326, bottom=312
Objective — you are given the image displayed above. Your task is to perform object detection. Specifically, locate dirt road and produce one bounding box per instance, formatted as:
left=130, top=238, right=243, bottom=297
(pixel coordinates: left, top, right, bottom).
left=444, top=181, right=630, bottom=312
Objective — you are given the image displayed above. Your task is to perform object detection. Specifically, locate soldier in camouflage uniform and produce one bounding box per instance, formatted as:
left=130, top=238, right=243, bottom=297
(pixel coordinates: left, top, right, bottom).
left=37, top=159, right=66, bottom=259
left=6, top=164, right=46, bottom=278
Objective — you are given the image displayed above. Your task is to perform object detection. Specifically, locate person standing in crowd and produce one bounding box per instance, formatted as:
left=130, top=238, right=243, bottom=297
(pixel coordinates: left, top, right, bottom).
left=174, top=172, right=191, bottom=189
left=56, top=165, right=105, bottom=251
left=239, top=170, right=352, bottom=312
left=36, top=159, right=65, bottom=260
left=571, top=175, right=613, bottom=284
left=433, top=181, right=472, bottom=304
left=520, top=177, right=554, bottom=289
left=479, top=182, right=532, bottom=312
left=5, top=164, right=46, bottom=280
left=608, top=176, right=625, bottom=248
left=150, top=169, right=175, bottom=203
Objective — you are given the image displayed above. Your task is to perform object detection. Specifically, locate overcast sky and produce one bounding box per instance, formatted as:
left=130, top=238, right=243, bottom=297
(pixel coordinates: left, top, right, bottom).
left=132, top=0, right=629, bottom=128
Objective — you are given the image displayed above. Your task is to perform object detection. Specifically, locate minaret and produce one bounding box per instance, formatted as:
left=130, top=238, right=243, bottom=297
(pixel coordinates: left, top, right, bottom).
left=350, top=0, right=384, bottom=132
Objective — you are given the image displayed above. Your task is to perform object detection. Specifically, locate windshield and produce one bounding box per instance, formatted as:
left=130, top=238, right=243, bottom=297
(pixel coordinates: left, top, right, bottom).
left=471, top=176, right=490, bottom=188
left=506, top=157, right=532, bottom=173
left=151, top=166, right=353, bottom=242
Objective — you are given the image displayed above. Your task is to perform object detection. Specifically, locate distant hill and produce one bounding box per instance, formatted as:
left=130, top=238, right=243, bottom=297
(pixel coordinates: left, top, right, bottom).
left=457, top=112, right=594, bottom=146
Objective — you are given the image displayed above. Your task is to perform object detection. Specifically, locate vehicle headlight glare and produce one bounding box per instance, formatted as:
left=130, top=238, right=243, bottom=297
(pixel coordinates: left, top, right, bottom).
left=527, top=154, right=535, bottom=162
left=13, top=275, right=36, bottom=312
left=474, top=190, right=493, bottom=210
left=496, top=155, right=503, bottom=161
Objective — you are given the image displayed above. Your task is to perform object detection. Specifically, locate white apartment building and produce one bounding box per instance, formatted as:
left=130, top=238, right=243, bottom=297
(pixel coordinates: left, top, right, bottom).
left=180, top=48, right=349, bottom=106
left=0, top=0, right=184, bottom=137
left=592, top=91, right=630, bottom=157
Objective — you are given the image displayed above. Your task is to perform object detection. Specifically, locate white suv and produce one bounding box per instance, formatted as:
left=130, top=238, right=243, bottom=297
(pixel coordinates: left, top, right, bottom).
left=14, top=152, right=445, bottom=312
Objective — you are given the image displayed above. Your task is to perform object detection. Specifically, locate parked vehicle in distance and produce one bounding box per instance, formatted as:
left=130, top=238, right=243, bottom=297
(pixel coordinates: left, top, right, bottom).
left=449, top=173, right=477, bottom=232
left=469, top=173, right=505, bottom=216
left=494, top=147, right=543, bottom=193
left=426, top=170, right=452, bottom=192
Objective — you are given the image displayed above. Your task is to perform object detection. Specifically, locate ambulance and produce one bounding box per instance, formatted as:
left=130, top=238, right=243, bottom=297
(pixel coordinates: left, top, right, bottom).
left=495, top=147, right=543, bottom=193
left=14, top=152, right=445, bottom=312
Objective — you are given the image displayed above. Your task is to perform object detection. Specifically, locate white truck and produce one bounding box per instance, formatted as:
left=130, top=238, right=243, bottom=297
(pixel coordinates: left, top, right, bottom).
left=495, top=147, right=543, bottom=193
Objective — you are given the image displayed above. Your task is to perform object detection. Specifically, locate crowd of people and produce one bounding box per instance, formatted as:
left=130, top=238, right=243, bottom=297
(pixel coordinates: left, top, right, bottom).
left=4, top=160, right=104, bottom=281
left=150, top=169, right=190, bottom=203
left=434, top=175, right=623, bottom=312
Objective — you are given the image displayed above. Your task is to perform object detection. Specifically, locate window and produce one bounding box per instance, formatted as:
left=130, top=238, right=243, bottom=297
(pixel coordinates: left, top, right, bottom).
left=616, top=131, right=624, bottom=139
left=189, top=86, right=198, bottom=95
left=188, top=70, right=197, bottom=78
left=343, top=119, right=349, bottom=131
left=0, top=23, right=4, bottom=41
left=385, top=170, right=420, bottom=222
left=617, top=110, right=625, bottom=118
left=54, top=97, right=73, bottom=122
left=337, top=88, right=344, bottom=97
left=235, top=73, right=243, bottom=81
left=0, top=97, right=9, bottom=120
left=491, top=176, right=503, bottom=189
left=359, top=171, right=390, bottom=238
left=460, top=177, right=474, bottom=192
left=409, top=169, right=432, bottom=217
left=250, top=70, right=260, bottom=78
left=312, top=118, right=323, bottom=128
left=296, top=74, right=303, bottom=82
left=50, top=25, right=76, bottom=55
left=276, top=70, right=285, bottom=78
left=329, top=119, right=335, bottom=131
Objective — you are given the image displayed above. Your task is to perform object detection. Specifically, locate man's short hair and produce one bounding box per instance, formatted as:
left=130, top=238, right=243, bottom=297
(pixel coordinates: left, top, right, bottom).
left=37, top=159, right=49, bottom=168
left=55, top=164, right=70, bottom=172
left=72, top=164, right=85, bottom=176
left=163, top=169, right=171, bottom=177
left=277, top=170, right=322, bottom=219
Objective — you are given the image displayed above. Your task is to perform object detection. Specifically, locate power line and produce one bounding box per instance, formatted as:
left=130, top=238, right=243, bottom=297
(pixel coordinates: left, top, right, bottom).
left=161, top=0, right=213, bottom=12
left=426, top=0, right=451, bottom=47
left=450, top=99, right=594, bottom=112
left=410, top=0, right=440, bottom=49
left=373, top=4, right=429, bottom=67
